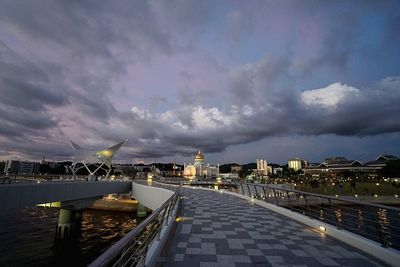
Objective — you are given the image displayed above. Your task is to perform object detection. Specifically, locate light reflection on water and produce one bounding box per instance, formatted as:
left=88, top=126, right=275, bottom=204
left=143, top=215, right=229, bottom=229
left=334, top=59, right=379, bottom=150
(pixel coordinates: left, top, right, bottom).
left=0, top=206, right=140, bottom=267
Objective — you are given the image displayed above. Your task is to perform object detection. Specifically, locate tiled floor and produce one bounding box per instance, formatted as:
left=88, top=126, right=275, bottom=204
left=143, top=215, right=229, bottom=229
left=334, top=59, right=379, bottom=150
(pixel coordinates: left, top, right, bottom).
left=162, top=187, right=388, bottom=267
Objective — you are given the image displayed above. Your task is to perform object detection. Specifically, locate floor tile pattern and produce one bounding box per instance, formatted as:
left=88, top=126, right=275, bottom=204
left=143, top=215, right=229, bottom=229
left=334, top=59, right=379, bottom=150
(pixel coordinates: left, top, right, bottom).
left=162, top=187, right=388, bottom=267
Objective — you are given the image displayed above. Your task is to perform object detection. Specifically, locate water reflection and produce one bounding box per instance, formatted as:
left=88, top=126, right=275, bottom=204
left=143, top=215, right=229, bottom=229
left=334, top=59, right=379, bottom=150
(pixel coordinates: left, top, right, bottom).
left=0, top=207, right=140, bottom=266
left=377, top=208, right=391, bottom=247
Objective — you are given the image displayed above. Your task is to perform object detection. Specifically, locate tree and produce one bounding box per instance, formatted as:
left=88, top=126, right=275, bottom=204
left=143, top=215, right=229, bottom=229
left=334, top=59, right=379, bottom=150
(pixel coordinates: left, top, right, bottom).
left=381, top=160, right=400, bottom=178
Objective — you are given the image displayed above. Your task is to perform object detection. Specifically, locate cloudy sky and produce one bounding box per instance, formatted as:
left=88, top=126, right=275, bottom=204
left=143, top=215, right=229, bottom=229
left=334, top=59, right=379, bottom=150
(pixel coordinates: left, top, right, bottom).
left=0, top=0, right=399, bottom=164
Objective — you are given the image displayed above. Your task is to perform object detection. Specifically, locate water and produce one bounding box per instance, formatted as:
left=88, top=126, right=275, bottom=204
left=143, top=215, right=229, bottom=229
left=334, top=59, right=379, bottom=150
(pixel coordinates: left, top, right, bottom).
left=0, top=207, right=141, bottom=266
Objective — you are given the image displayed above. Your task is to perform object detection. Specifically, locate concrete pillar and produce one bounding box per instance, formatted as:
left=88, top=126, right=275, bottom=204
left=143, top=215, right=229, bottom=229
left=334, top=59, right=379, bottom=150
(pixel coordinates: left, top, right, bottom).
left=137, top=203, right=148, bottom=218
left=55, top=209, right=83, bottom=242
left=88, top=174, right=97, bottom=181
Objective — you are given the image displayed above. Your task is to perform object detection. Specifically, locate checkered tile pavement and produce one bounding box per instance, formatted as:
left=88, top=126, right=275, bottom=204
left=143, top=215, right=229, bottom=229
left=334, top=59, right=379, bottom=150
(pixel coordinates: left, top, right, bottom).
left=161, top=187, right=388, bottom=267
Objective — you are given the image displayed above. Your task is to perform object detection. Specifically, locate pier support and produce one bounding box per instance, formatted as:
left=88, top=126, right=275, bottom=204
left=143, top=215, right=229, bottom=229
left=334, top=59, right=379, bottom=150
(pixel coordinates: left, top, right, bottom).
left=137, top=203, right=148, bottom=218
left=55, top=208, right=83, bottom=241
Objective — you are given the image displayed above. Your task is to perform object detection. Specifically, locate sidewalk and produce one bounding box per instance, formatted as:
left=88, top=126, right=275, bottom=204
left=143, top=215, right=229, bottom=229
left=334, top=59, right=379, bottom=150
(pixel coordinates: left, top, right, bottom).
left=162, top=187, right=387, bottom=267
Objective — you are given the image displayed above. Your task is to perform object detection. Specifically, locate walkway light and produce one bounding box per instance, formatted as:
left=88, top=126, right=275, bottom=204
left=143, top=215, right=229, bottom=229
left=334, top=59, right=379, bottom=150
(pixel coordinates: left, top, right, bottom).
left=354, top=194, right=358, bottom=198
left=395, top=195, right=398, bottom=198
left=319, top=226, right=326, bottom=231
left=374, top=194, right=378, bottom=198
left=376, top=183, right=380, bottom=186
left=175, top=217, right=184, bottom=222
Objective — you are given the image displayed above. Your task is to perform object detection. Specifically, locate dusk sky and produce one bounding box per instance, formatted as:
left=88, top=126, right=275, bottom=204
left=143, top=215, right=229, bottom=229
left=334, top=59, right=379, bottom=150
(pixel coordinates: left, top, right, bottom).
left=0, top=1, right=399, bottom=164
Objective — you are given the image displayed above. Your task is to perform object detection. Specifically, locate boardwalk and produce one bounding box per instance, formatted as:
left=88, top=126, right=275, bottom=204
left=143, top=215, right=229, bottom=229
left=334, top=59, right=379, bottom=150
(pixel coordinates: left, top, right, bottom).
left=162, top=187, right=387, bottom=267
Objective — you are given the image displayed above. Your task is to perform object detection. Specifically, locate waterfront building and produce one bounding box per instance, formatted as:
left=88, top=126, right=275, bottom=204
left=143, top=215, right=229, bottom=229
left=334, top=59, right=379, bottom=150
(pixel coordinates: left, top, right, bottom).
left=365, top=154, right=398, bottom=168
left=303, top=155, right=398, bottom=178
left=183, top=151, right=219, bottom=179
left=4, top=160, right=40, bottom=175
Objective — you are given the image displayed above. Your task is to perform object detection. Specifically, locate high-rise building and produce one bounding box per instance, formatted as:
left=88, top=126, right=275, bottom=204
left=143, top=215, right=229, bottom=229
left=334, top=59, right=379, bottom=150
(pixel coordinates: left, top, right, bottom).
left=256, top=159, right=272, bottom=175
left=288, top=158, right=303, bottom=171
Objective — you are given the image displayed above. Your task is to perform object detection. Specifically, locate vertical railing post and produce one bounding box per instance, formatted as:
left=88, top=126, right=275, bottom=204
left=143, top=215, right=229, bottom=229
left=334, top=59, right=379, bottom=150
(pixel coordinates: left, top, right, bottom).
left=261, top=186, right=267, bottom=201
left=286, top=191, right=293, bottom=212
left=246, top=183, right=251, bottom=197
left=254, top=185, right=259, bottom=198
left=328, top=198, right=341, bottom=229
left=303, top=194, right=311, bottom=216
left=272, top=188, right=279, bottom=206
left=240, top=183, right=245, bottom=195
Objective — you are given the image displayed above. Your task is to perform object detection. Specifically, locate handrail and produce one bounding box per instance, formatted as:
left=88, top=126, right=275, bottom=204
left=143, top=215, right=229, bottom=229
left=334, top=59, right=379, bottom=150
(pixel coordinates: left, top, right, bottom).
left=89, top=190, right=180, bottom=267
left=249, top=183, right=400, bottom=212
left=239, top=182, right=400, bottom=250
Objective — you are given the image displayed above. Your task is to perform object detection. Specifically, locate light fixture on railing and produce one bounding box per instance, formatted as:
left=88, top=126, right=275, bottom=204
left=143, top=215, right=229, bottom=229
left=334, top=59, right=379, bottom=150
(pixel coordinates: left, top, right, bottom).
left=395, top=194, right=398, bottom=198
left=354, top=194, right=358, bottom=198
left=319, top=225, right=326, bottom=231
left=335, top=194, right=339, bottom=197
left=175, top=217, right=184, bottom=222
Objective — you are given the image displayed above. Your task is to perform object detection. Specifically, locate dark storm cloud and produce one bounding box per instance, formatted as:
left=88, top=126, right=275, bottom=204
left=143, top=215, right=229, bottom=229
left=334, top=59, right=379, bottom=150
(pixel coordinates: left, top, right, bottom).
left=0, top=42, right=67, bottom=142
left=298, top=77, right=400, bottom=136
left=0, top=1, right=399, bottom=161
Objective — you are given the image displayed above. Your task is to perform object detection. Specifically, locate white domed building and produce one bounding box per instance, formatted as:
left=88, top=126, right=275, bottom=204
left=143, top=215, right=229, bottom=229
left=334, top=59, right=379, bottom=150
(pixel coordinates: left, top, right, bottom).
left=183, top=150, right=219, bottom=179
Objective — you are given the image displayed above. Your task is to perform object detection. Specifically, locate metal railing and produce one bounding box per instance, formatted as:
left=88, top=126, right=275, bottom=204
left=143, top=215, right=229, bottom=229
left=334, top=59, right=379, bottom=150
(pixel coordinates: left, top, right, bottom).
left=154, top=177, right=238, bottom=186
left=89, top=190, right=180, bottom=267
left=238, top=183, right=400, bottom=250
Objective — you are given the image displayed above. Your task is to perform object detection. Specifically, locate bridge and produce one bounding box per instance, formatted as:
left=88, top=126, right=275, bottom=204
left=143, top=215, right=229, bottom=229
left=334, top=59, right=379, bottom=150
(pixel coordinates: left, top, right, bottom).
left=91, top=180, right=400, bottom=267
left=0, top=181, right=132, bottom=210
left=2, top=179, right=400, bottom=266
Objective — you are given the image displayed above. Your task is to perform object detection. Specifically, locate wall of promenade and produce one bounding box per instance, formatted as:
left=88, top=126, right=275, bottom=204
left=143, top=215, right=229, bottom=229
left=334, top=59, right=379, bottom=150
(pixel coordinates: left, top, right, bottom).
left=131, top=182, right=175, bottom=210
left=0, top=181, right=132, bottom=210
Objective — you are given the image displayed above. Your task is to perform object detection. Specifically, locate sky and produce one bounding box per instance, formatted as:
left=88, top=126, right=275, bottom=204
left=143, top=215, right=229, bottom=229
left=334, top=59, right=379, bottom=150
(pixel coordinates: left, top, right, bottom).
left=0, top=0, right=399, bottom=165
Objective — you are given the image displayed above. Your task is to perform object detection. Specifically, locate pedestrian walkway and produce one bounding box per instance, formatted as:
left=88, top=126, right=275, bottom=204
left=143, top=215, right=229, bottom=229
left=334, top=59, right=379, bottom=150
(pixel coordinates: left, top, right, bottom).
left=162, top=187, right=387, bottom=267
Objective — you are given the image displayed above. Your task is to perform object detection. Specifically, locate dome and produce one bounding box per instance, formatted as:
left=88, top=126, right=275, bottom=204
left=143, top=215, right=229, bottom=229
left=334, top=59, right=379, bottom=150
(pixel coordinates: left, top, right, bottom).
left=194, top=150, right=205, bottom=160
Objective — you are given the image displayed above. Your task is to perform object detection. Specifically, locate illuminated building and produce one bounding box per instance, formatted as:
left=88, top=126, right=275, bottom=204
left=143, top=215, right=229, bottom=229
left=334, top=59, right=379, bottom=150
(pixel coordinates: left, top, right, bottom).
left=183, top=150, right=219, bottom=179
left=256, top=159, right=272, bottom=175
left=303, top=155, right=398, bottom=178
left=288, top=158, right=303, bottom=171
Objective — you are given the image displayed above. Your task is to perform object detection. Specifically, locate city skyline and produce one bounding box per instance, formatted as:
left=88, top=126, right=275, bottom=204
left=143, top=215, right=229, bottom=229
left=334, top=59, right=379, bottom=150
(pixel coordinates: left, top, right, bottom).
left=1, top=1, right=400, bottom=164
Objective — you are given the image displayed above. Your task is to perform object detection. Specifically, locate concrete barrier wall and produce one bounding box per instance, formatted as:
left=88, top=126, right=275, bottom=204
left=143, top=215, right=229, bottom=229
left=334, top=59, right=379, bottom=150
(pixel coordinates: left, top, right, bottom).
left=0, top=181, right=132, bottom=210
left=131, top=182, right=174, bottom=210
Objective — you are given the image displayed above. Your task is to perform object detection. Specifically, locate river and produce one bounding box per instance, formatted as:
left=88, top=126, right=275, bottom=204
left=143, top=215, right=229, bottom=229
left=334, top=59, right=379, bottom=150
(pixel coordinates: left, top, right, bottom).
left=0, top=206, right=141, bottom=266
